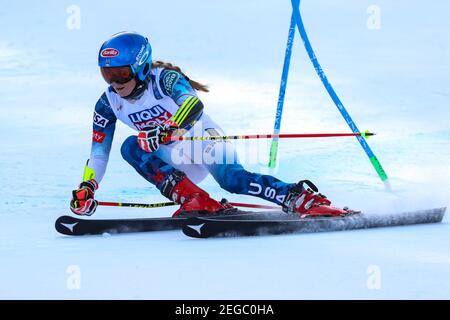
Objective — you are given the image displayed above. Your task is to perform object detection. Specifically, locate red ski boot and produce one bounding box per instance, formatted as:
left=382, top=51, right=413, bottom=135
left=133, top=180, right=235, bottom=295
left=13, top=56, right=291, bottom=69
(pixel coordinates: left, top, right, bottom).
left=160, top=170, right=235, bottom=217
left=282, top=180, right=351, bottom=218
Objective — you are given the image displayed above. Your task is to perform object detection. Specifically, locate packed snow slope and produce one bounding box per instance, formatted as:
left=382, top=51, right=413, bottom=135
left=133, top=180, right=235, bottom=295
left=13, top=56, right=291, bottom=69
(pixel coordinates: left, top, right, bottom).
left=0, top=0, right=449, bottom=299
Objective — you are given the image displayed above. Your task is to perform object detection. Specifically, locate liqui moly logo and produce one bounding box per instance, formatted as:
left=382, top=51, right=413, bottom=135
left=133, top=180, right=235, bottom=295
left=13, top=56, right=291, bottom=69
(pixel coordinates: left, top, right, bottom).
left=128, top=105, right=172, bottom=130
left=100, top=48, right=119, bottom=57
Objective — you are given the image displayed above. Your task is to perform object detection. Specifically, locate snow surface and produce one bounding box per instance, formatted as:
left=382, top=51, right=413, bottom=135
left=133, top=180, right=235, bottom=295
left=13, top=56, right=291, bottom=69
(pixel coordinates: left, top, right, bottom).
left=1, top=0, right=449, bottom=299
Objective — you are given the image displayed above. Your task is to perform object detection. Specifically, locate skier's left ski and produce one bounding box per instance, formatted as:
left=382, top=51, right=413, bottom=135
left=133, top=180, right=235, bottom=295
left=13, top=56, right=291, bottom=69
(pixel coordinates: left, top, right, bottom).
left=55, top=210, right=265, bottom=236
left=55, top=215, right=184, bottom=236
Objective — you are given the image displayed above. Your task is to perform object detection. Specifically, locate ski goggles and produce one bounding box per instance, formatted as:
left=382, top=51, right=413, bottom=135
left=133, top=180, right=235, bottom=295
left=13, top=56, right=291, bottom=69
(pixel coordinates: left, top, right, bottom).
left=100, top=66, right=135, bottom=84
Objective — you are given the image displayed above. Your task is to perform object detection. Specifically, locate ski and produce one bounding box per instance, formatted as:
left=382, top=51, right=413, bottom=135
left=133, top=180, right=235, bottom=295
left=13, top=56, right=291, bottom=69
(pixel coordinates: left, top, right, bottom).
left=55, top=210, right=263, bottom=236
left=182, top=207, right=447, bottom=238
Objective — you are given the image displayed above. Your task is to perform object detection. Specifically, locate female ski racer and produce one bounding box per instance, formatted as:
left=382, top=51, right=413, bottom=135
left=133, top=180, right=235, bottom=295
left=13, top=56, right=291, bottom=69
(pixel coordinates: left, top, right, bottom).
left=70, top=31, right=348, bottom=218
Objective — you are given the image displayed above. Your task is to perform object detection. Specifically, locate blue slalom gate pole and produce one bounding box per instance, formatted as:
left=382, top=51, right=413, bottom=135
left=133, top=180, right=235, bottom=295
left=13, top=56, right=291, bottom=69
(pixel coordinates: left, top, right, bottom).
left=290, top=0, right=389, bottom=184
left=268, top=11, right=297, bottom=168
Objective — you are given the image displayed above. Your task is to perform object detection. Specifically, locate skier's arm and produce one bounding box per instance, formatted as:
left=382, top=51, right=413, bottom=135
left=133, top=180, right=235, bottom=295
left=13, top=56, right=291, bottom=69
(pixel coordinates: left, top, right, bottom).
left=159, top=69, right=204, bottom=130
left=70, top=93, right=117, bottom=215
left=85, top=93, right=117, bottom=184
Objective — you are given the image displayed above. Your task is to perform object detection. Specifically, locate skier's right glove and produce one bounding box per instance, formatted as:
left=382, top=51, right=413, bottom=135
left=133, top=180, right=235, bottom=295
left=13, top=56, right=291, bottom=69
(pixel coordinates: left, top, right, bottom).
left=137, top=123, right=167, bottom=153
left=70, top=179, right=99, bottom=216
left=137, top=120, right=178, bottom=153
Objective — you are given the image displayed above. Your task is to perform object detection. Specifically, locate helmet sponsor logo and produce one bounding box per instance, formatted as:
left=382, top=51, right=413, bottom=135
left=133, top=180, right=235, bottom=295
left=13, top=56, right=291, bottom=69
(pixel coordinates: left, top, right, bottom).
left=92, top=130, right=106, bottom=143
left=93, top=111, right=109, bottom=128
left=138, top=51, right=149, bottom=66
left=100, top=48, right=119, bottom=57
left=136, top=45, right=149, bottom=66
left=128, top=105, right=172, bottom=130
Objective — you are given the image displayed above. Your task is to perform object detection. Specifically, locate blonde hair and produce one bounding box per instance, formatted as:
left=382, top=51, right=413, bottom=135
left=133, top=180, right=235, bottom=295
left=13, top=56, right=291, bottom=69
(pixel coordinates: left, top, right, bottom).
left=151, top=60, right=209, bottom=92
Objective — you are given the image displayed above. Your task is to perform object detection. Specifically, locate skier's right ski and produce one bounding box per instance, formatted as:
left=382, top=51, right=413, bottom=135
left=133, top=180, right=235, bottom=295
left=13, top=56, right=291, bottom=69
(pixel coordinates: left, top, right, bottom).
left=182, top=207, right=446, bottom=238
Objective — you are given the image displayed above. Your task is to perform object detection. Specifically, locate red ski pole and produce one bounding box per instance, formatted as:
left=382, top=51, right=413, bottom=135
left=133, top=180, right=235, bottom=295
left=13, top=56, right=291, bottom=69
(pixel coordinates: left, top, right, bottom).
left=98, top=201, right=279, bottom=210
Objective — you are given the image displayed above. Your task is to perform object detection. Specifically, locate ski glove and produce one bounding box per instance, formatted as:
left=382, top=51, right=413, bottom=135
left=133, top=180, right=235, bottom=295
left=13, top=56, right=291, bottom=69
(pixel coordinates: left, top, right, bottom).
left=137, top=121, right=177, bottom=153
left=70, top=179, right=98, bottom=216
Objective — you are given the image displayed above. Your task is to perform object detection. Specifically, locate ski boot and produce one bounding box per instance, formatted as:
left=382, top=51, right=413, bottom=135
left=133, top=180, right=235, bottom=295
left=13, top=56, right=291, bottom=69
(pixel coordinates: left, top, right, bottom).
left=160, top=170, right=236, bottom=217
left=282, top=180, right=353, bottom=218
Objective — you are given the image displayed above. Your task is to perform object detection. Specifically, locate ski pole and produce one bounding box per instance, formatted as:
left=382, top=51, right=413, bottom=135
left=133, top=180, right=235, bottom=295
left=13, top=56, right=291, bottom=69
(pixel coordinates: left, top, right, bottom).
left=98, top=201, right=176, bottom=209
left=290, top=0, right=388, bottom=184
left=229, top=202, right=279, bottom=210
left=165, top=131, right=374, bottom=142
left=98, top=201, right=279, bottom=210
left=269, top=9, right=297, bottom=168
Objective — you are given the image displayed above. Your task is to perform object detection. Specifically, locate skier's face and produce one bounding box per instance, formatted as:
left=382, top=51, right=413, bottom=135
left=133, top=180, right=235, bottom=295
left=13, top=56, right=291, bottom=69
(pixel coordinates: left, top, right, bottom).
left=111, top=78, right=137, bottom=97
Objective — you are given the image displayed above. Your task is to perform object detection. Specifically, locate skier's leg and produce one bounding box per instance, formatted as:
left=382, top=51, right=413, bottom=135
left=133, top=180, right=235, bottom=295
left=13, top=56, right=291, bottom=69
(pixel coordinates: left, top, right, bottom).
left=194, top=120, right=295, bottom=205
left=207, top=153, right=295, bottom=206
left=204, top=141, right=349, bottom=216
left=120, top=135, right=232, bottom=215
left=120, top=135, right=176, bottom=188
left=155, top=139, right=210, bottom=184
left=197, top=118, right=348, bottom=216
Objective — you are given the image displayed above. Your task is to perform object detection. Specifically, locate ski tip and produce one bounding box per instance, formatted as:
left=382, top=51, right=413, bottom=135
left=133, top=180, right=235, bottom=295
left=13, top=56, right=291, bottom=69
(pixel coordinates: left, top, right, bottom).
left=432, top=207, right=447, bottom=222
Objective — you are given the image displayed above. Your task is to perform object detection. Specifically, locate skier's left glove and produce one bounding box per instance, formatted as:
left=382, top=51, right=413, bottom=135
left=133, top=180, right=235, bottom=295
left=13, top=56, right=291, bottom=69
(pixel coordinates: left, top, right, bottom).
left=70, top=179, right=98, bottom=216
left=137, top=120, right=178, bottom=153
